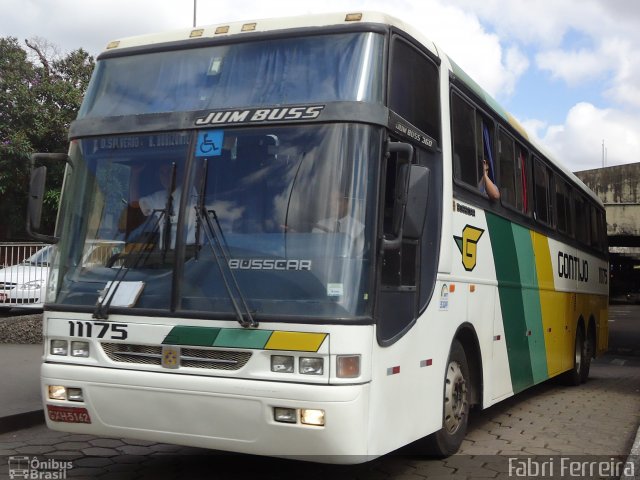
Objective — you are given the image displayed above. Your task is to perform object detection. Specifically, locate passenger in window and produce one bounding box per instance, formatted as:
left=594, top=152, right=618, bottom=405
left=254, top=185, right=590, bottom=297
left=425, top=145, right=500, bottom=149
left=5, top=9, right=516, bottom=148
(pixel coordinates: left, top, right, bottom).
left=479, top=158, right=500, bottom=201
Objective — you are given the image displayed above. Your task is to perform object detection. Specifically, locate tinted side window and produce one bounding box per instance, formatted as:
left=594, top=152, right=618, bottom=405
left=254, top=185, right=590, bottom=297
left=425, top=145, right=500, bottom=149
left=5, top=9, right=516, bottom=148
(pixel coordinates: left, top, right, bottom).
left=451, top=93, right=477, bottom=187
left=498, top=130, right=515, bottom=206
left=574, top=193, right=590, bottom=246
left=599, top=210, right=608, bottom=252
left=556, top=178, right=572, bottom=235
left=533, top=158, right=552, bottom=225
left=389, top=38, right=440, bottom=143
left=516, top=148, right=530, bottom=213
left=590, top=204, right=601, bottom=250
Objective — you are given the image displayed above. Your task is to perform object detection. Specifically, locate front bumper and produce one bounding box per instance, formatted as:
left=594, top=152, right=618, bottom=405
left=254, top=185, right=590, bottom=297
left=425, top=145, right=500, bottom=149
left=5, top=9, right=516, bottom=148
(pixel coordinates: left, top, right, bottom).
left=42, top=362, right=372, bottom=463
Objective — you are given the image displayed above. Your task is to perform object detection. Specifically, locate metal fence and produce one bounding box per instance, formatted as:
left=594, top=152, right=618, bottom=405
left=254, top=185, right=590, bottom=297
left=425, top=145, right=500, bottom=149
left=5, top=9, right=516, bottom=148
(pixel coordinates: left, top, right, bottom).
left=0, top=243, right=49, bottom=268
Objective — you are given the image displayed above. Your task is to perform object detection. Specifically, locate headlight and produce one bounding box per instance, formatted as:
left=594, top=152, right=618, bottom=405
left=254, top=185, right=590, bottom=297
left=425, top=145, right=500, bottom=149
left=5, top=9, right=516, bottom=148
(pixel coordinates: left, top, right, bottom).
left=299, top=357, right=323, bottom=375
left=20, top=280, right=43, bottom=290
left=273, top=407, right=297, bottom=423
left=300, top=409, right=325, bottom=426
left=67, top=388, right=84, bottom=402
left=271, top=355, right=294, bottom=373
left=51, top=340, right=68, bottom=356
left=48, top=385, right=66, bottom=400
left=70, top=341, right=90, bottom=358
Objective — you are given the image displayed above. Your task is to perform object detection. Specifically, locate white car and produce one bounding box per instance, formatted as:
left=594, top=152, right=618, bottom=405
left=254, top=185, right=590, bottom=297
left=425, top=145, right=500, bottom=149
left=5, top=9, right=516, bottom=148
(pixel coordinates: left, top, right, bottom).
left=0, top=245, right=53, bottom=311
left=0, top=241, right=126, bottom=313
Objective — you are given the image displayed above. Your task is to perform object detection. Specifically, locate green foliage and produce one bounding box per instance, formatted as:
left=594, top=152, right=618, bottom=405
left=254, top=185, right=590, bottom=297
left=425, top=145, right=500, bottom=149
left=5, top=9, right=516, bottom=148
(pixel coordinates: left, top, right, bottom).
left=0, top=37, right=94, bottom=239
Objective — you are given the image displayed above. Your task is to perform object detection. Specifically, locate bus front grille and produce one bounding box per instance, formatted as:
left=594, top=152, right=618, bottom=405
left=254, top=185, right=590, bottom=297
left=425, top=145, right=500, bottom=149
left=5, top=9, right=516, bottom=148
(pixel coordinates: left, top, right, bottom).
left=101, top=343, right=252, bottom=370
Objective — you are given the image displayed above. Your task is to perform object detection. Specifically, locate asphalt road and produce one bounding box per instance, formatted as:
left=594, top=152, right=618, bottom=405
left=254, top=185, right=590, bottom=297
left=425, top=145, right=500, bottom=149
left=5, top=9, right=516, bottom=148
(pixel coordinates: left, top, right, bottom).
left=609, top=304, right=640, bottom=356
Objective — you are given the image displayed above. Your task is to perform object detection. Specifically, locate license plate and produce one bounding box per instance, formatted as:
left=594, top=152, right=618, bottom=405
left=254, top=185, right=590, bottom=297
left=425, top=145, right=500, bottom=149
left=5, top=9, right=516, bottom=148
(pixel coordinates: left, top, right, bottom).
left=47, top=405, right=92, bottom=424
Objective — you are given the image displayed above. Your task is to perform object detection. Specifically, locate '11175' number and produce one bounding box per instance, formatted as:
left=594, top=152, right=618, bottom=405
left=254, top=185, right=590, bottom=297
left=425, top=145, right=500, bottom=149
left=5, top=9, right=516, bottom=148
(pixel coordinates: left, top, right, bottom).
left=68, top=321, right=128, bottom=340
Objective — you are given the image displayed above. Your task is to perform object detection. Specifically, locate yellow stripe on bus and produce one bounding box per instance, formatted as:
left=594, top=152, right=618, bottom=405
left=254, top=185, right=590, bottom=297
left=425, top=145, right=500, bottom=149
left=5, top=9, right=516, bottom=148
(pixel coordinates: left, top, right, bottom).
left=530, top=231, right=572, bottom=376
left=265, top=331, right=327, bottom=352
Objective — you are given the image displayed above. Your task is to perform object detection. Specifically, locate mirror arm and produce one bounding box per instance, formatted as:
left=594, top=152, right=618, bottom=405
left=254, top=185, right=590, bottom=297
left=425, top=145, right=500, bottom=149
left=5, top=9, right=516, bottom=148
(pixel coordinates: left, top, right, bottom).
left=30, top=152, right=72, bottom=168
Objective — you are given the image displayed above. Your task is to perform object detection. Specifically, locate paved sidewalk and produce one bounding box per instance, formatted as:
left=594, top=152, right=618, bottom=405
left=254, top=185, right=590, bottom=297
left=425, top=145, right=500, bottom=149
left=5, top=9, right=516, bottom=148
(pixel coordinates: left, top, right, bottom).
left=0, top=344, right=44, bottom=432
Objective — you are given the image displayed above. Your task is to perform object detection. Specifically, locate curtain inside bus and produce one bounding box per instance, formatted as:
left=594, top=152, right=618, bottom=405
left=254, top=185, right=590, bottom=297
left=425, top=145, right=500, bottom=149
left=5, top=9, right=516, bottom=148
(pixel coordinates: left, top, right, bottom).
left=79, top=33, right=384, bottom=118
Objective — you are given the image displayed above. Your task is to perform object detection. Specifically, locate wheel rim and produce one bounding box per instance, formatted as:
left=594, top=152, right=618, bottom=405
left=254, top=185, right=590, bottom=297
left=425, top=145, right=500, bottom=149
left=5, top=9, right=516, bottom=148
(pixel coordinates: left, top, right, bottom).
left=444, top=360, right=468, bottom=434
left=575, top=331, right=583, bottom=372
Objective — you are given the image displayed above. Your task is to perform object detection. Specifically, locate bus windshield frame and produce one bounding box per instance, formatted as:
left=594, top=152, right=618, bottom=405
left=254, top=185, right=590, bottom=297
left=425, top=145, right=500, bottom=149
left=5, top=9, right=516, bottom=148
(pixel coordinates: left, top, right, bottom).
left=49, top=124, right=383, bottom=322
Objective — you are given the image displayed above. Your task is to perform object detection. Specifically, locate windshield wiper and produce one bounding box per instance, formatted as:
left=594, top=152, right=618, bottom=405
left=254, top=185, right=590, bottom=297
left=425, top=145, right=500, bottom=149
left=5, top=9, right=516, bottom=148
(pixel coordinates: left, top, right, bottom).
left=93, top=164, right=177, bottom=320
left=92, top=210, right=164, bottom=319
left=195, top=158, right=258, bottom=328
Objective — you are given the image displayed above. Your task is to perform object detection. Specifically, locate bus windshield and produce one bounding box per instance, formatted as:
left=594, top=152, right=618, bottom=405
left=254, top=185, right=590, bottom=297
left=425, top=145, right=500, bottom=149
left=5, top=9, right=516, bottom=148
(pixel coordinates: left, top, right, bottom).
left=51, top=124, right=380, bottom=319
left=78, top=32, right=384, bottom=118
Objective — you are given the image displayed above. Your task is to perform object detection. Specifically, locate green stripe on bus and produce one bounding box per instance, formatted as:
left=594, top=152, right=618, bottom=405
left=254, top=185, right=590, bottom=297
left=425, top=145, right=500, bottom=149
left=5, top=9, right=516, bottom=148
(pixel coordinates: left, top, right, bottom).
left=512, top=224, right=548, bottom=384
left=162, top=326, right=221, bottom=346
left=212, top=329, right=273, bottom=349
left=486, top=213, right=533, bottom=393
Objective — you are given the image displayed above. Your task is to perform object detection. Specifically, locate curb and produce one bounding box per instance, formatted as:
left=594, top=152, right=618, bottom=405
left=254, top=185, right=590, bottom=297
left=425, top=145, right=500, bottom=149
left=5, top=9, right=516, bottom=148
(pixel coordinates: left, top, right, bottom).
left=0, top=409, right=44, bottom=435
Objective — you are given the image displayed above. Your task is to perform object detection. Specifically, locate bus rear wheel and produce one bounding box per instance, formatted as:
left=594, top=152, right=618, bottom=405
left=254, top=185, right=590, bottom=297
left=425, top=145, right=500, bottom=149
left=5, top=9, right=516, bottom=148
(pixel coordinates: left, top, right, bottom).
left=423, top=339, right=470, bottom=457
left=580, top=328, right=594, bottom=383
left=561, top=326, right=587, bottom=386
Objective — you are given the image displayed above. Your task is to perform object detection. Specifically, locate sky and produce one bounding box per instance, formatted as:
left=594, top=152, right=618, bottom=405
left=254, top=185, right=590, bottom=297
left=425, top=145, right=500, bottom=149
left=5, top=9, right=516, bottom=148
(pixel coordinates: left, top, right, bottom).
left=1, top=0, right=639, bottom=173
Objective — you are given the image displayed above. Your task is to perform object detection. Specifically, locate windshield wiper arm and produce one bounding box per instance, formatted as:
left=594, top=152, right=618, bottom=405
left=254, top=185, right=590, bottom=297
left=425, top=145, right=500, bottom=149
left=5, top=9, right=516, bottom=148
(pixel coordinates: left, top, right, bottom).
left=94, top=163, right=178, bottom=319
left=195, top=159, right=257, bottom=328
left=93, top=199, right=172, bottom=319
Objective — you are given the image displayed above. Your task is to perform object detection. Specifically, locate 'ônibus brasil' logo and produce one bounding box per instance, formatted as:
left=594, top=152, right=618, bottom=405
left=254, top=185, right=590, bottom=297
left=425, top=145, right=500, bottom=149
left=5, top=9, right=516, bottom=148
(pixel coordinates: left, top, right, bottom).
left=454, top=225, right=485, bottom=272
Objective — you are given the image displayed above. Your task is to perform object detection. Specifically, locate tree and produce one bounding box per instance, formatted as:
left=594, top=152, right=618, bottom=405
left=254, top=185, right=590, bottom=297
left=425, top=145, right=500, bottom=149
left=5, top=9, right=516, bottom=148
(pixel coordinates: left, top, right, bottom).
left=0, top=37, right=94, bottom=240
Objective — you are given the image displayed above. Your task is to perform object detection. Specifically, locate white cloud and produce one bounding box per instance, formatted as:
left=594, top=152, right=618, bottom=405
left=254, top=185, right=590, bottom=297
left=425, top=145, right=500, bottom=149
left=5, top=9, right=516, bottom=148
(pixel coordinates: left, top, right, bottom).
left=536, top=48, right=607, bottom=86
left=529, top=103, right=640, bottom=172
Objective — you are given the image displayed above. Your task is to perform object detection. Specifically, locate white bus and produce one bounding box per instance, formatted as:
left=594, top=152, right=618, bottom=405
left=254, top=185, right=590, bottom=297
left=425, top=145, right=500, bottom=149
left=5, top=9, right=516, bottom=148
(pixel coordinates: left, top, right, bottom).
left=30, top=11, right=608, bottom=463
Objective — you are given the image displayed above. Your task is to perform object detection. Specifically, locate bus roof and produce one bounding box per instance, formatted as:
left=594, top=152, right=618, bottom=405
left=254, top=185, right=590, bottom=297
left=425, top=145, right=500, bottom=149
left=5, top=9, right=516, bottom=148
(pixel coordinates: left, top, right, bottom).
left=101, top=11, right=601, bottom=207
left=101, top=11, right=439, bottom=56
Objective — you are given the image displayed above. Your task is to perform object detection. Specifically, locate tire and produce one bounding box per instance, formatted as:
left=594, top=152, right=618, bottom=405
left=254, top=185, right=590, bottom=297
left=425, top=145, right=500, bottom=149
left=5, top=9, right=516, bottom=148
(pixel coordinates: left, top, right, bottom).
left=580, top=328, right=594, bottom=383
left=422, top=339, right=470, bottom=457
left=561, top=326, right=586, bottom=386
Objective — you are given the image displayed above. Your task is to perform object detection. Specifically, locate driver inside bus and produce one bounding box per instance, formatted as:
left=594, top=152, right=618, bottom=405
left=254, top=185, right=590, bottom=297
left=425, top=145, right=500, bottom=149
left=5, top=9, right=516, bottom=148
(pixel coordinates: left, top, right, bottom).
left=312, top=189, right=365, bottom=253
left=129, top=162, right=197, bottom=249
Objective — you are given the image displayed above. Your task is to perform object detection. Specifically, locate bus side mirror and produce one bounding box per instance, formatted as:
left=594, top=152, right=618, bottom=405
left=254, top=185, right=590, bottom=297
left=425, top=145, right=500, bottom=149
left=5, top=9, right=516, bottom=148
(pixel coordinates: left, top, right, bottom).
left=403, top=166, right=430, bottom=239
left=26, top=152, right=70, bottom=243
left=27, top=165, right=47, bottom=231
left=382, top=141, right=413, bottom=251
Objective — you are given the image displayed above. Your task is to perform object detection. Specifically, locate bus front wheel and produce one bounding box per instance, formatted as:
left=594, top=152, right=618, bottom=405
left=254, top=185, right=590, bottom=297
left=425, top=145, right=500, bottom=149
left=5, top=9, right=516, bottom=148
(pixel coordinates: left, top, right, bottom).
left=423, top=339, right=470, bottom=457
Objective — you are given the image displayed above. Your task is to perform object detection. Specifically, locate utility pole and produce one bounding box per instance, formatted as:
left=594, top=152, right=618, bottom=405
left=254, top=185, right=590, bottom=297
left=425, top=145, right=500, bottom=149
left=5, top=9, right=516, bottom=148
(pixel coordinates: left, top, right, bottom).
left=193, top=0, right=197, bottom=27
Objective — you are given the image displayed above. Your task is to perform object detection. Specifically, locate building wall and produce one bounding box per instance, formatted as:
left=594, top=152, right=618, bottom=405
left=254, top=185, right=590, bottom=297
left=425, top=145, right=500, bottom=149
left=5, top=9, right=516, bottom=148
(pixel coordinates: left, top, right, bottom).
left=575, top=162, right=640, bottom=237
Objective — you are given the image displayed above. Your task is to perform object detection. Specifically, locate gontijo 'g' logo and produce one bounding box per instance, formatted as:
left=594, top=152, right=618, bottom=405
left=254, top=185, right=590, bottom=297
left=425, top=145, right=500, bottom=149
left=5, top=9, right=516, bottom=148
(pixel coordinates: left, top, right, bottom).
left=454, top=225, right=485, bottom=271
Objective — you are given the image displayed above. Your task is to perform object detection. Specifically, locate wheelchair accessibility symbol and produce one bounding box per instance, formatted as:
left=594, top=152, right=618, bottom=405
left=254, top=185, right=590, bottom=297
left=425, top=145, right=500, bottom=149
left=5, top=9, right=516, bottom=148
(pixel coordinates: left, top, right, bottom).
left=196, top=130, right=224, bottom=157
